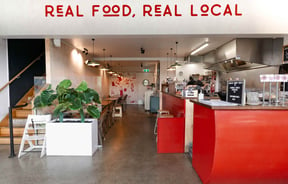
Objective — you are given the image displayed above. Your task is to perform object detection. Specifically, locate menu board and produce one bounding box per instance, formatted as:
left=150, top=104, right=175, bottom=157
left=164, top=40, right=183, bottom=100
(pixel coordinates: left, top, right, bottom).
left=226, top=80, right=246, bottom=105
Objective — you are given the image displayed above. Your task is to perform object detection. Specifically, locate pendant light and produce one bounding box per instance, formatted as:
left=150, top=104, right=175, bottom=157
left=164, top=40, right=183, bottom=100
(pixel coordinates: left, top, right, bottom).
left=169, top=41, right=181, bottom=69
left=107, top=55, right=114, bottom=74
left=85, top=38, right=100, bottom=67
left=100, top=48, right=109, bottom=71
left=166, top=52, right=169, bottom=78
left=167, top=48, right=175, bottom=71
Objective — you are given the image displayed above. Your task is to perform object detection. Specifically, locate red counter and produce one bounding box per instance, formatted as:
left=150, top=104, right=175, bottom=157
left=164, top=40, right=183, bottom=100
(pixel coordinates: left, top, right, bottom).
left=192, top=102, right=288, bottom=184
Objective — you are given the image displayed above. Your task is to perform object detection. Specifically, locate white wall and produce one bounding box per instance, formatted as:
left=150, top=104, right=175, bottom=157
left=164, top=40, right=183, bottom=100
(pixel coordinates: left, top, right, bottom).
left=160, top=60, right=209, bottom=85
left=101, top=70, right=110, bottom=98
left=109, top=72, right=154, bottom=104
left=0, top=39, right=9, bottom=121
left=45, top=39, right=110, bottom=97
left=176, top=63, right=210, bottom=82
left=136, top=73, right=154, bottom=104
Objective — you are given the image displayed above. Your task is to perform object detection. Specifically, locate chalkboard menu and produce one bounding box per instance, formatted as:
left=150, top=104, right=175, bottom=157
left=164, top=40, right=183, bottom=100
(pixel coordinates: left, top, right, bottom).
left=283, top=45, right=288, bottom=63
left=226, top=80, right=246, bottom=105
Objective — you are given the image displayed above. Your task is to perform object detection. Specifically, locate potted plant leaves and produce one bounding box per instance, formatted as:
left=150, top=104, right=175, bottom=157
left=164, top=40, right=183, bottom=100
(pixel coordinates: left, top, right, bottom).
left=34, top=79, right=101, bottom=122
left=33, top=79, right=101, bottom=156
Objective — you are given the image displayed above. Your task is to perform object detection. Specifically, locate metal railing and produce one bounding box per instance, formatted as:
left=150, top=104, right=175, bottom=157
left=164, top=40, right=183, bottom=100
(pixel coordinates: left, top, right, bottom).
left=0, top=52, right=44, bottom=93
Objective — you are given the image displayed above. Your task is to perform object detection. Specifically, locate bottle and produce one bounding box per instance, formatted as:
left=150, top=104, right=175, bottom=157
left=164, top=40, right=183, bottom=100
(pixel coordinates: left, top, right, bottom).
left=198, top=90, right=204, bottom=100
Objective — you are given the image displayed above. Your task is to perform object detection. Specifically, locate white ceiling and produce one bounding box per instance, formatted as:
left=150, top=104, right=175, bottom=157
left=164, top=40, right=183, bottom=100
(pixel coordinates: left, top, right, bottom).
left=62, top=35, right=278, bottom=73
left=64, top=35, right=234, bottom=58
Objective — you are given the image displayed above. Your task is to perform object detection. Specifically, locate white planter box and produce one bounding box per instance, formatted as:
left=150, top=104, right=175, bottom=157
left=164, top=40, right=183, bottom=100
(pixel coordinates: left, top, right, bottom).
left=46, top=118, right=98, bottom=156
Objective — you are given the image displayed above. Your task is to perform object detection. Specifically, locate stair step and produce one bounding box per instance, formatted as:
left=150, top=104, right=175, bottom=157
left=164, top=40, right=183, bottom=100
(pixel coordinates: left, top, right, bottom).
left=13, top=118, right=27, bottom=127
left=1, top=118, right=28, bottom=128
left=0, top=127, right=26, bottom=137
left=15, top=109, right=32, bottom=118
left=0, top=137, right=23, bottom=144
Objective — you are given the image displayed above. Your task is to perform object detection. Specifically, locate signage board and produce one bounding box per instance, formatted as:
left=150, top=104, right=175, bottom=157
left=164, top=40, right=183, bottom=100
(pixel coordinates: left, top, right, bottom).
left=226, top=80, right=245, bottom=105
left=0, top=0, right=288, bottom=36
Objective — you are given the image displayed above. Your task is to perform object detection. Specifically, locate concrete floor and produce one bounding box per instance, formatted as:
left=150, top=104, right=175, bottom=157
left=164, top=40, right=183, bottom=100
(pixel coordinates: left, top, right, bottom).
left=0, top=105, right=202, bottom=184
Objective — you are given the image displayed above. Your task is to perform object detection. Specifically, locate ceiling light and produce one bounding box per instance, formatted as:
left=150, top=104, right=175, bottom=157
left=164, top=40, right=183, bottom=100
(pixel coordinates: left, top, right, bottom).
left=100, top=48, right=109, bottom=71
left=100, top=67, right=109, bottom=71
left=167, top=67, right=176, bottom=71
left=86, top=38, right=100, bottom=67
left=190, top=42, right=209, bottom=55
left=167, top=48, right=174, bottom=71
left=85, top=59, right=100, bottom=67
left=169, top=41, right=181, bottom=68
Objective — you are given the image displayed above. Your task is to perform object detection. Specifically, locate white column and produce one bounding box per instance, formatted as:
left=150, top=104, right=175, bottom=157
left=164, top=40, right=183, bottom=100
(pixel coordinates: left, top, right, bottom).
left=0, top=39, right=9, bottom=121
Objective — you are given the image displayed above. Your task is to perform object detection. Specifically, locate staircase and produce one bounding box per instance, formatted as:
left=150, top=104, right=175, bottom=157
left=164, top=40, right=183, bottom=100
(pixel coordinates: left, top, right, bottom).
left=0, top=87, right=34, bottom=144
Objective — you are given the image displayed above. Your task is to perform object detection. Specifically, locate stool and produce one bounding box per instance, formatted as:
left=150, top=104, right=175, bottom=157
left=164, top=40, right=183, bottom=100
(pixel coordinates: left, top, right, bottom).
left=113, top=105, right=122, bottom=117
left=157, top=110, right=170, bottom=118
left=154, top=110, right=173, bottom=136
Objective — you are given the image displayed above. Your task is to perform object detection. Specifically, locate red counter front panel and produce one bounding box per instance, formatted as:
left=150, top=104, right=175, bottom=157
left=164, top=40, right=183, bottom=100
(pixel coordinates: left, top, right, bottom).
left=157, top=117, right=185, bottom=153
left=192, top=103, right=288, bottom=184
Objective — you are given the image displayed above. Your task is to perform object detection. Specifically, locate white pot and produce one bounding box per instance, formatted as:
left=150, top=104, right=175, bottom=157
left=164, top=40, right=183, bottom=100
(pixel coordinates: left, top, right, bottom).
left=46, top=118, right=98, bottom=156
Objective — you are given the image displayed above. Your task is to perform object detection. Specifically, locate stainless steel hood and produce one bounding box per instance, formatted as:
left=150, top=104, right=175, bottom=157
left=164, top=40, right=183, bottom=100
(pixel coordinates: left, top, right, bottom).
left=203, top=38, right=283, bottom=73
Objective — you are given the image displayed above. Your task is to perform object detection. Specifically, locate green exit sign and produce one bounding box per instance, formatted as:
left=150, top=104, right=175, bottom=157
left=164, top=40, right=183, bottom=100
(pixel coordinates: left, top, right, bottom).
left=143, top=69, right=150, bottom=72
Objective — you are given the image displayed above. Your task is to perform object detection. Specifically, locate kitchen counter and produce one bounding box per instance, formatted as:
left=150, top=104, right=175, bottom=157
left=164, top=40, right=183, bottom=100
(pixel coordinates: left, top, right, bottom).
left=192, top=99, right=288, bottom=184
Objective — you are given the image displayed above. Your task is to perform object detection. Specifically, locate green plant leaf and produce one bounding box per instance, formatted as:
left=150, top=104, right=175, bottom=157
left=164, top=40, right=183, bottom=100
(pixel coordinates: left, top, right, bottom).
left=56, top=86, right=66, bottom=96
left=87, top=105, right=100, bottom=118
left=76, top=81, right=88, bottom=92
left=48, top=94, right=57, bottom=104
left=82, top=89, right=94, bottom=104
left=58, top=79, right=72, bottom=89
left=34, top=79, right=101, bottom=122
left=92, top=91, right=100, bottom=104
left=33, top=87, right=56, bottom=108
left=53, top=104, right=65, bottom=117
left=33, top=96, right=42, bottom=108
left=53, top=102, right=70, bottom=117
left=40, top=90, right=52, bottom=105
left=69, top=98, right=81, bottom=110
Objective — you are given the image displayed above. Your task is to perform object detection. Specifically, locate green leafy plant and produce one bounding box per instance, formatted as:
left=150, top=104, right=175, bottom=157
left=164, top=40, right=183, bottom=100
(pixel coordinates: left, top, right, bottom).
left=34, top=79, right=101, bottom=123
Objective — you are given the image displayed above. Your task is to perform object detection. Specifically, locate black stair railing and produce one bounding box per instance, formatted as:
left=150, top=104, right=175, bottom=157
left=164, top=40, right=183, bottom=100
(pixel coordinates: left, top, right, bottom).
left=8, top=103, right=28, bottom=158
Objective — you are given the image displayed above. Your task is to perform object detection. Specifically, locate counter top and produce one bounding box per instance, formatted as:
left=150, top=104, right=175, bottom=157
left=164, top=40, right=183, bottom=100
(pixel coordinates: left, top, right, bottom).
left=161, top=92, right=196, bottom=100
left=161, top=92, right=219, bottom=100
left=191, top=99, right=288, bottom=110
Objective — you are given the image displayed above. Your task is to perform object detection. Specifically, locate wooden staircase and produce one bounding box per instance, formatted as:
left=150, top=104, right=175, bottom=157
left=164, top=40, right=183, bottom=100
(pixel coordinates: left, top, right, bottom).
left=0, top=87, right=34, bottom=144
